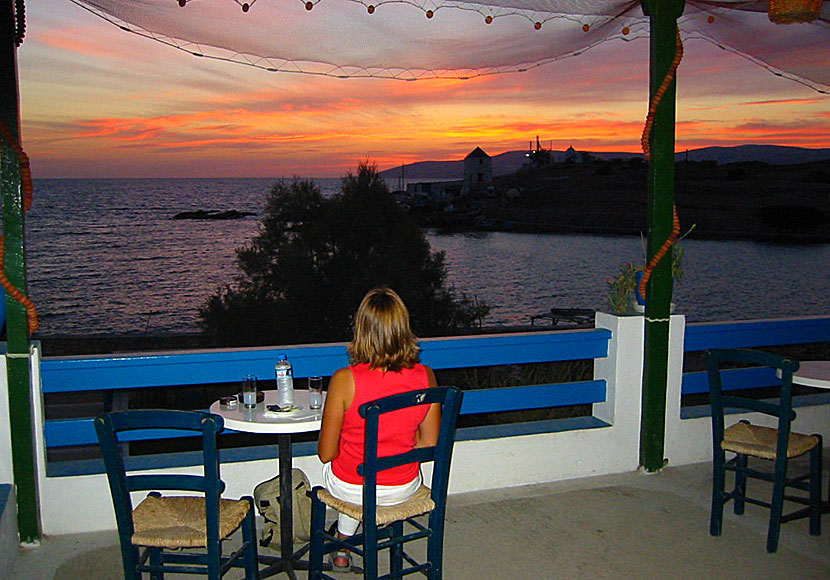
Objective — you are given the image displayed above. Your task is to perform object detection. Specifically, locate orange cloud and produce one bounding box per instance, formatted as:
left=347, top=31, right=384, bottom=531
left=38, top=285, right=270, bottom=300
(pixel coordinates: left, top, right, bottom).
left=19, top=7, right=830, bottom=179
left=739, top=97, right=827, bottom=107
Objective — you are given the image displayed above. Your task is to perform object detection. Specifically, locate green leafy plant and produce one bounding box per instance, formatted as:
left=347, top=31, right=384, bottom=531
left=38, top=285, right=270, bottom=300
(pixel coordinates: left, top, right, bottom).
left=606, top=244, right=685, bottom=315
left=671, top=243, right=684, bottom=282
left=606, top=262, right=640, bottom=315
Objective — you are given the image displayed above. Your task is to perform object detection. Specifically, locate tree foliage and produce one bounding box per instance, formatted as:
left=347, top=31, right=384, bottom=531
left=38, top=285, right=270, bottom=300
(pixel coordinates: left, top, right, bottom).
left=200, top=163, right=489, bottom=346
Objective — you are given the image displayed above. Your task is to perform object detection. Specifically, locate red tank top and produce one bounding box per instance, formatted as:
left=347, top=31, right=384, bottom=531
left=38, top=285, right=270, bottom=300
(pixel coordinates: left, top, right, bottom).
left=331, top=363, right=430, bottom=485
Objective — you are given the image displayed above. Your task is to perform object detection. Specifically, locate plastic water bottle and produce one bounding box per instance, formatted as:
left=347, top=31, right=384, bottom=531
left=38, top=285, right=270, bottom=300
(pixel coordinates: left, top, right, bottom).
left=275, top=354, right=295, bottom=407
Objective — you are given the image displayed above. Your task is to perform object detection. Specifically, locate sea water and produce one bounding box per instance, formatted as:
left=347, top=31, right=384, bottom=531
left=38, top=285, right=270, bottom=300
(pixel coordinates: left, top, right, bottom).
left=22, top=177, right=830, bottom=336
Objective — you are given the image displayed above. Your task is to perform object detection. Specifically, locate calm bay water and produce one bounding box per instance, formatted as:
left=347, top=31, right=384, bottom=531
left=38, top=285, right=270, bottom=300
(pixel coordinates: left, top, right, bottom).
left=23, top=178, right=829, bottom=337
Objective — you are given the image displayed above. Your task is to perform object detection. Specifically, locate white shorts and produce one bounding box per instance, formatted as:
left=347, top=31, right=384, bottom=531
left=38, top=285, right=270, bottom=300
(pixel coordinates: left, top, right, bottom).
left=322, top=462, right=422, bottom=536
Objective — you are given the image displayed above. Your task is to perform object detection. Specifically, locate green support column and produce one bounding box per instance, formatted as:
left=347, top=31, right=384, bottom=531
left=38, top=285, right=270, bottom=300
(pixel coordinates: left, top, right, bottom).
left=639, top=0, right=684, bottom=472
left=1, top=0, right=40, bottom=541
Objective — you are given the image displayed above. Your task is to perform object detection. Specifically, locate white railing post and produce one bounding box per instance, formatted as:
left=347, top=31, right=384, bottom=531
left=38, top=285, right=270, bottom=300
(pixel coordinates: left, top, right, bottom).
left=593, top=312, right=645, bottom=468
left=594, top=313, right=687, bottom=468
left=0, top=353, right=11, bottom=485
left=0, top=352, right=16, bottom=577
left=662, top=314, right=693, bottom=464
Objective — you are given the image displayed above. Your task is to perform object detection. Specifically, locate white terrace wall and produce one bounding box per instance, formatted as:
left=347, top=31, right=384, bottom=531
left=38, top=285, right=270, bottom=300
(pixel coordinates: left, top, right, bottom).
left=665, top=356, right=830, bottom=467
left=446, top=313, right=684, bottom=494
left=3, top=313, right=826, bottom=536
left=0, top=355, right=11, bottom=486
left=24, top=342, right=329, bottom=535
left=0, top=354, right=16, bottom=577
left=22, top=315, right=680, bottom=535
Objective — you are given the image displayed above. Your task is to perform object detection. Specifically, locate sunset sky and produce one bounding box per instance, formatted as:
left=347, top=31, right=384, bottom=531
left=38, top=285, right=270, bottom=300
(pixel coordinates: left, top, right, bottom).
left=16, top=1, right=830, bottom=178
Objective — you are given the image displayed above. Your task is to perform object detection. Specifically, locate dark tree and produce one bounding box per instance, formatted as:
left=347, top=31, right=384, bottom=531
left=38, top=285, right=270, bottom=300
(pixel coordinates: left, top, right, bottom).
left=199, top=163, right=489, bottom=346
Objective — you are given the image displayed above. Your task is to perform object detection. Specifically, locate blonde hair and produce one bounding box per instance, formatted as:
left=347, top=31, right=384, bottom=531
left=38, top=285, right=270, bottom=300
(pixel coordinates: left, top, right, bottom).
left=347, top=286, right=420, bottom=372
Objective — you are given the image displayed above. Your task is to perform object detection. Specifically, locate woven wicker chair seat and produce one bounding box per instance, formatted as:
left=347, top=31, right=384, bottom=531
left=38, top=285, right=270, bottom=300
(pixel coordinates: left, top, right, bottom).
left=722, top=422, right=819, bottom=460
left=317, top=484, right=434, bottom=525
left=132, top=495, right=250, bottom=548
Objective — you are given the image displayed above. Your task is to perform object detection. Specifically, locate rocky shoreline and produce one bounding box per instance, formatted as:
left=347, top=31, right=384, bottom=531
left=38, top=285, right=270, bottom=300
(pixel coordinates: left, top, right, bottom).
left=35, top=317, right=596, bottom=356
left=35, top=333, right=216, bottom=357
left=415, top=213, right=830, bottom=244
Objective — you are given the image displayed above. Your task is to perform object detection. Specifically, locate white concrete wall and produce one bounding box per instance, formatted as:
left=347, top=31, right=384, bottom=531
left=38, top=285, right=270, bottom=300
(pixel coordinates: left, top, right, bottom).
left=36, top=456, right=327, bottom=535
left=665, top=347, right=830, bottom=466
left=593, top=312, right=645, bottom=465
left=372, top=313, right=672, bottom=494
left=0, top=355, right=11, bottom=486
left=12, top=318, right=830, bottom=536
left=26, top=337, right=331, bottom=535
left=29, top=316, right=659, bottom=534
left=0, top=355, right=17, bottom=572
left=0, top=484, right=16, bottom=580
left=667, top=404, right=830, bottom=466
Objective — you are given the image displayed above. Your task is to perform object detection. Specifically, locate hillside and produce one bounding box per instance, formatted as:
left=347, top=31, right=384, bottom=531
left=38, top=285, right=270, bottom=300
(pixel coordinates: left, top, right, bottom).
left=380, top=145, right=830, bottom=181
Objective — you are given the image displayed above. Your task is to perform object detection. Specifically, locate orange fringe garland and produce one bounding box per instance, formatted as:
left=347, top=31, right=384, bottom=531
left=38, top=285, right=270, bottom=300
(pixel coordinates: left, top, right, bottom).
left=638, top=29, right=683, bottom=303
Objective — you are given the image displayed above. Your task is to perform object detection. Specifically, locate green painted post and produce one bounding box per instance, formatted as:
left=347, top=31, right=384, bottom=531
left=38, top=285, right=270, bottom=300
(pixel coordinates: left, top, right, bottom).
left=639, top=0, right=684, bottom=472
left=1, top=0, right=40, bottom=541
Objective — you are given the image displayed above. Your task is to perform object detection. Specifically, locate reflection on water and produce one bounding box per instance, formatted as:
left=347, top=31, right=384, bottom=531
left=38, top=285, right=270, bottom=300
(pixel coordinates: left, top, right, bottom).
left=25, top=178, right=830, bottom=336
left=428, top=232, right=830, bottom=326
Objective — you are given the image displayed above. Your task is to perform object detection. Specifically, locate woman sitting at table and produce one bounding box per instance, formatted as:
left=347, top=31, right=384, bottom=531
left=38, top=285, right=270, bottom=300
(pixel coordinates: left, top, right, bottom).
left=318, top=286, right=440, bottom=571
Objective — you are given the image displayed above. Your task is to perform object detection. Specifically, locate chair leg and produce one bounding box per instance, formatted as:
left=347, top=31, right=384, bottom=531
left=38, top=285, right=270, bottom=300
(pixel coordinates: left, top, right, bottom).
left=121, top=543, right=141, bottom=580
left=364, top=520, right=379, bottom=580
left=149, top=546, right=164, bottom=580
left=733, top=454, right=748, bottom=516
left=242, top=499, right=261, bottom=580
left=388, top=521, right=404, bottom=578
left=808, top=439, right=822, bottom=536
left=308, top=495, right=327, bottom=580
left=766, top=457, right=788, bottom=554
left=426, top=512, right=444, bottom=580
left=710, top=450, right=726, bottom=537
left=207, top=536, right=221, bottom=580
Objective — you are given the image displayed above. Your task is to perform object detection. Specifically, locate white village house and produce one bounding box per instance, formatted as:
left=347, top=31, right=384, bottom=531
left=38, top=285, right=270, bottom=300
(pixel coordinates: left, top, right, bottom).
left=406, top=146, right=494, bottom=205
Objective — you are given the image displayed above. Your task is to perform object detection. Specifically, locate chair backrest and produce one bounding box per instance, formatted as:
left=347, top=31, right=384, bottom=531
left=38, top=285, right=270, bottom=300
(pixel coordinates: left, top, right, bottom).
left=706, top=348, right=799, bottom=450
left=357, top=386, right=463, bottom=521
left=94, top=410, right=226, bottom=541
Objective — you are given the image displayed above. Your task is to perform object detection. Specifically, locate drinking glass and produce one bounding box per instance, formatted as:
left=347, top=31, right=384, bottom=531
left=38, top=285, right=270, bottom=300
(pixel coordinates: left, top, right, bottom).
left=242, top=374, right=258, bottom=408
left=308, top=376, right=323, bottom=409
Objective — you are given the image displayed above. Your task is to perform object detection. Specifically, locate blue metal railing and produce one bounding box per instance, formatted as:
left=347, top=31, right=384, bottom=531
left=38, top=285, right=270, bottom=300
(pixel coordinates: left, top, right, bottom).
left=41, top=329, right=612, bottom=451
left=682, top=317, right=830, bottom=395
left=39, top=316, right=830, bottom=474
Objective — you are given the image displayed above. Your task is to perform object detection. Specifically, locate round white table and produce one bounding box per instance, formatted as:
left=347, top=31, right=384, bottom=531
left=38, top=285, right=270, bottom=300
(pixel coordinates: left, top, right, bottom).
left=791, top=360, right=830, bottom=389
left=210, top=390, right=324, bottom=580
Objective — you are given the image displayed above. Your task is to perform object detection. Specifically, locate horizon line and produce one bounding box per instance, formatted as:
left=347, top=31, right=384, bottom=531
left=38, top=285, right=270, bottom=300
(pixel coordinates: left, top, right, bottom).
left=30, top=143, right=830, bottom=181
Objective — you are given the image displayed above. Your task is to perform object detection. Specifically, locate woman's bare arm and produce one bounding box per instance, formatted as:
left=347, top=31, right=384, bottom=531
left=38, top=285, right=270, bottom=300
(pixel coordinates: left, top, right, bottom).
left=416, top=366, right=441, bottom=448
left=317, top=367, right=355, bottom=463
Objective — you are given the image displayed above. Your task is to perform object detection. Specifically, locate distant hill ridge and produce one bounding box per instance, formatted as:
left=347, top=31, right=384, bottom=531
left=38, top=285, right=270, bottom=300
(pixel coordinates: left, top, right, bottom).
left=380, top=145, right=830, bottom=180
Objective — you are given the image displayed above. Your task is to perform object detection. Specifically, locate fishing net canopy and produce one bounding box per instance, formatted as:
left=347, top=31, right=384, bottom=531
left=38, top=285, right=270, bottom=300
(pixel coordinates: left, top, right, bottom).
left=72, top=0, right=829, bottom=91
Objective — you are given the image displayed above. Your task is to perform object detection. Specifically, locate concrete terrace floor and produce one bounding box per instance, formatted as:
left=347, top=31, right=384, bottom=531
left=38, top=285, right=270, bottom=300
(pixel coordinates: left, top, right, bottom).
left=9, top=458, right=830, bottom=580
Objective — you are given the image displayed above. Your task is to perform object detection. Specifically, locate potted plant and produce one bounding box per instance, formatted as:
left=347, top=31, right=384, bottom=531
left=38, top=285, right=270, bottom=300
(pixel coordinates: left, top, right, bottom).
left=606, top=243, right=684, bottom=315
left=606, top=262, right=640, bottom=315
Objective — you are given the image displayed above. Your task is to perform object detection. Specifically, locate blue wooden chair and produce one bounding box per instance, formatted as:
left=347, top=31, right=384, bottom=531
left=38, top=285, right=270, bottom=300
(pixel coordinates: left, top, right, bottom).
left=308, top=386, right=463, bottom=580
left=707, top=349, right=822, bottom=553
left=95, top=410, right=260, bottom=579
